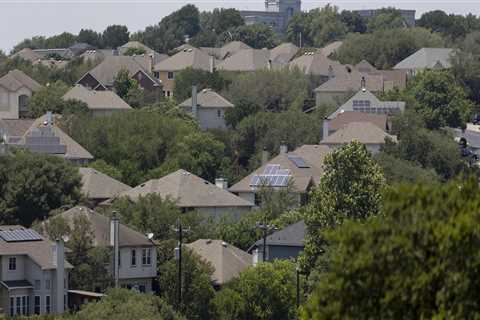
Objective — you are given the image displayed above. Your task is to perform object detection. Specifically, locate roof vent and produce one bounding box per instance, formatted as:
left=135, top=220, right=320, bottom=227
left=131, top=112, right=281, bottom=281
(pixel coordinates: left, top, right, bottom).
left=221, top=241, right=227, bottom=247
left=206, top=239, right=212, bottom=244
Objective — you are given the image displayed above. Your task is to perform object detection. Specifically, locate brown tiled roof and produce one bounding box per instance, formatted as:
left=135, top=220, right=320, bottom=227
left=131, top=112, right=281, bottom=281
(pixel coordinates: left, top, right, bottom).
left=179, top=89, right=234, bottom=109
left=79, top=168, right=131, bottom=200
left=321, top=122, right=397, bottom=145
left=328, top=111, right=388, bottom=132
left=63, top=85, right=132, bottom=111
left=0, top=69, right=42, bottom=92
left=186, top=239, right=252, bottom=285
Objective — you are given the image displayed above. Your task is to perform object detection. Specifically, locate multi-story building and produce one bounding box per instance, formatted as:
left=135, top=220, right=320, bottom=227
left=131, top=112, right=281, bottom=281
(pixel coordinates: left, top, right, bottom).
left=0, top=226, right=71, bottom=317
left=354, top=9, right=416, bottom=27
left=240, top=0, right=301, bottom=33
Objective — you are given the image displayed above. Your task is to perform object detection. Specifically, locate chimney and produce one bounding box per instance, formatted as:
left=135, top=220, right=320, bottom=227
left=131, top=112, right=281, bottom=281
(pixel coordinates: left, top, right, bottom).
left=191, top=85, right=198, bottom=119
left=262, top=147, right=269, bottom=165
left=46, top=111, right=53, bottom=127
left=252, top=248, right=259, bottom=266
left=110, top=215, right=120, bottom=288
left=52, top=240, right=65, bottom=314
left=280, top=143, right=288, bottom=154
left=323, top=118, right=330, bottom=139
left=361, top=76, right=366, bottom=91
left=209, top=55, right=215, bottom=73
left=148, top=52, right=154, bottom=73
left=268, top=59, right=272, bottom=71
left=215, top=178, right=228, bottom=190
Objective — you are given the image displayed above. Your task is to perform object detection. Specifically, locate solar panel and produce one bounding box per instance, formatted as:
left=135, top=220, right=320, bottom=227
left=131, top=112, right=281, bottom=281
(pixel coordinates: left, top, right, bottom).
left=264, top=164, right=280, bottom=175
left=288, top=155, right=310, bottom=168
left=0, top=229, right=43, bottom=242
left=250, top=164, right=292, bottom=187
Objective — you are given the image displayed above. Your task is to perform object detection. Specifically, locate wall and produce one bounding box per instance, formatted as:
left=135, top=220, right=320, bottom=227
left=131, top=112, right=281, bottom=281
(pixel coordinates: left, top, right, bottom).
left=157, top=71, right=174, bottom=97
left=77, top=73, right=101, bottom=90
left=237, top=192, right=255, bottom=205
left=196, top=206, right=252, bottom=221
left=182, top=106, right=228, bottom=130
left=268, top=245, right=304, bottom=261
left=0, top=87, right=32, bottom=120
left=315, top=91, right=353, bottom=107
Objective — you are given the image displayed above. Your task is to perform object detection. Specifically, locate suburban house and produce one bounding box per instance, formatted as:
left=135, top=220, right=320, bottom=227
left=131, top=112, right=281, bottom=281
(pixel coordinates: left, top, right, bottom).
left=240, top=0, right=301, bottom=33
left=49, top=207, right=157, bottom=293
left=0, top=70, right=42, bottom=119
left=200, top=41, right=252, bottom=60
left=229, top=144, right=332, bottom=206
left=186, top=239, right=252, bottom=287
left=80, top=49, right=115, bottom=64
left=79, top=168, right=131, bottom=206
left=323, top=111, right=389, bottom=139
left=249, top=220, right=305, bottom=262
left=393, top=48, right=454, bottom=76
left=269, top=42, right=299, bottom=64
left=354, top=9, right=416, bottom=27
left=63, top=85, right=132, bottom=117
left=0, top=226, right=71, bottom=317
left=327, top=89, right=405, bottom=119
left=355, top=60, right=407, bottom=90
left=217, top=49, right=279, bottom=72
left=0, top=113, right=94, bottom=164
left=179, top=87, right=234, bottom=130
left=320, top=41, right=343, bottom=57
left=289, top=52, right=346, bottom=80
left=77, top=56, right=161, bottom=91
left=10, top=48, right=42, bottom=64
left=320, top=121, right=397, bottom=154
left=116, top=169, right=255, bottom=219
left=118, top=41, right=168, bottom=66
left=153, top=48, right=213, bottom=97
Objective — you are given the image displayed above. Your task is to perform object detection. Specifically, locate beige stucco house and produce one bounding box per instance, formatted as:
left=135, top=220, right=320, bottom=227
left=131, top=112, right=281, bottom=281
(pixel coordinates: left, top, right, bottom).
left=0, top=70, right=42, bottom=119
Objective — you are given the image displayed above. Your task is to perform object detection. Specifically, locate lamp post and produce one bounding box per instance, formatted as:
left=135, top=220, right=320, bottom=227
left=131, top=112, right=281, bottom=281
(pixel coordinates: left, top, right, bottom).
left=255, top=220, right=277, bottom=262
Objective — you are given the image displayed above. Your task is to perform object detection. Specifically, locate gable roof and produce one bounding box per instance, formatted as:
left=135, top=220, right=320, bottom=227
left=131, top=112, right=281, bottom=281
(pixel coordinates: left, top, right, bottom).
left=217, top=49, right=276, bottom=72
left=355, top=60, right=377, bottom=73
left=186, top=239, right=252, bottom=285
left=393, top=48, right=454, bottom=70
left=229, top=145, right=331, bottom=193
left=289, top=52, right=346, bottom=77
left=54, top=206, right=154, bottom=248
left=328, top=111, right=388, bottom=132
left=154, top=47, right=211, bottom=72
left=179, top=89, right=234, bottom=109
left=0, top=225, right=73, bottom=270
left=220, top=41, right=252, bottom=59
left=254, top=220, right=306, bottom=247
left=320, top=41, right=343, bottom=57
left=315, top=68, right=384, bottom=93
left=119, top=169, right=254, bottom=208
left=79, top=167, right=131, bottom=200
left=270, top=42, right=299, bottom=64
left=11, top=48, right=42, bottom=63
left=0, top=69, right=42, bottom=92
left=119, top=41, right=153, bottom=52
left=321, top=122, right=397, bottom=145
left=63, top=85, right=132, bottom=111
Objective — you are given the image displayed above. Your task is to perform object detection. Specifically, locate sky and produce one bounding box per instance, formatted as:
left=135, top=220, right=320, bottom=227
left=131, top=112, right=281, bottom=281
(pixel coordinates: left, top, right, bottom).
left=1, top=0, right=480, bottom=53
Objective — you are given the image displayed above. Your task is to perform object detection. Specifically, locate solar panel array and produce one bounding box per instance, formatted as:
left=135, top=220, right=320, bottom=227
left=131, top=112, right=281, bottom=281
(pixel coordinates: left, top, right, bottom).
left=288, top=155, right=310, bottom=168
left=250, top=164, right=291, bottom=187
left=0, top=229, right=43, bottom=242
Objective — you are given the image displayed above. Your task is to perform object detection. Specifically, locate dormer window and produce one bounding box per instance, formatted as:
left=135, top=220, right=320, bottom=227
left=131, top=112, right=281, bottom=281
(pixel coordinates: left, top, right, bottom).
left=8, top=257, right=16, bottom=270
left=167, top=72, right=175, bottom=80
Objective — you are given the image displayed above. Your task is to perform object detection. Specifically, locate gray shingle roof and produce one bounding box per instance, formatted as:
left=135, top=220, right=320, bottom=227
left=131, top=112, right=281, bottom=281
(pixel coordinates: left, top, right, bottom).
left=154, top=48, right=212, bottom=72
left=79, top=167, right=131, bottom=200
left=254, top=220, right=306, bottom=247
left=179, top=89, right=234, bottom=109
left=0, top=69, right=42, bottom=92
left=270, top=43, right=299, bottom=64
left=315, top=68, right=384, bottom=93
left=11, top=48, right=42, bottom=63
left=289, top=52, right=346, bottom=77
left=328, top=111, right=388, bottom=132
left=186, top=239, right=252, bottom=285
left=393, top=48, right=454, bottom=70
left=321, top=122, right=397, bottom=145
left=63, top=85, right=132, bottom=111
left=320, top=41, right=343, bottom=57
left=217, top=49, right=277, bottom=72
left=119, top=169, right=254, bottom=208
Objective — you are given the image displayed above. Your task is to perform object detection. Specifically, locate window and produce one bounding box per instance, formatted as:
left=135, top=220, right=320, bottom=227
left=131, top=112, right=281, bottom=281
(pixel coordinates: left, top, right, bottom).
left=142, top=248, right=152, bottom=265
left=139, top=284, right=146, bottom=293
left=352, top=100, right=371, bottom=108
left=10, top=297, right=14, bottom=317
left=64, top=294, right=67, bottom=311
left=22, top=296, right=27, bottom=315
left=45, top=295, right=51, bottom=314
left=131, top=249, right=137, bottom=267
left=8, top=257, right=16, bottom=270
left=166, top=91, right=171, bottom=97
left=217, top=110, right=222, bottom=118
left=34, top=296, right=40, bottom=315
left=45, top=279, right=51, bottom=290
left=16, top=297, right=21, bottom=315
left=18, top=94, right=29, bottom=117
left=153, top=71, right=159, bottom=78
left=34, top=280, right=41, bottom=290
left=167, top=72, right=174, bottom=80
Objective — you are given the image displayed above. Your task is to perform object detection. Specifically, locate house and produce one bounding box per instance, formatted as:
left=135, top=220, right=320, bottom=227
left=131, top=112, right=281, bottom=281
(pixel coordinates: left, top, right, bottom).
left=240, top=0, right=301, bottom=33
left=179, top=87, right=234, bottom=130
left=80, top=49, right=115, bottom=64
left=63, top=85, right=132, bottom=117
left=320, top=122, right=397, bottom=154
left=79, top=168, right=131, bottom=205
left=201, top=41, right=252, bottom=60
left=354, top=9, right=416, bottom=27
left=50, top=207, right=157, bottom=293
left=229, top=144, right=332, bottom=206
left=0, top=225, right=71, bottom=317
left=118, top=41, right=168, bottom=66
left=186, top=239, right=252, bottom=287
left=77, top=56, right=161, bottom=91
left=320, top=41, right=343, bottom=57
left=116, top=169, right=254, bottom=219
left=323, top=111, right=389, bottom=139
left=0, top=113, right=94, bottom=164
left=355, top=60, right=407, bottom=90
left=289, top=52, right=346, bottom=80
left=249, top=220, right=305, bottom=262
left=32, top=48, right=74, bottom=60
left=327, top=89, right=405, bottom=119
left=10, top=48, right=42, bottom=64
left=269, top=43, right=299, bottom=64
left=393, top=48, right=454, bottom=76
left=314, top=68, right=386, bottom=106
left=0, top=70, right=43, bottom=119
left=217, top=49, right=278, bottom=72
left=153, top=48, right=213, bottom=97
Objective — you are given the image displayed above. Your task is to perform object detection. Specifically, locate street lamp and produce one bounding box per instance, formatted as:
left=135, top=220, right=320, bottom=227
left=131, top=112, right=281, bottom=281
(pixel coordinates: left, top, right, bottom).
left=255, top=221, right=278, bottom=262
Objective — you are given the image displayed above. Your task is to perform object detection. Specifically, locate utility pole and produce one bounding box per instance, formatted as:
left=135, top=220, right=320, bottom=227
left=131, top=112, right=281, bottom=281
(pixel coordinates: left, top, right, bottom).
left=299, top=32, right=302, bottom=48
left=255, top=218, right=277, bottom=262
left=111, top=212, right=120, bottom=289
left=173, top=218, right=189, bottom=310
left=296, top=266, right=300, bottom=308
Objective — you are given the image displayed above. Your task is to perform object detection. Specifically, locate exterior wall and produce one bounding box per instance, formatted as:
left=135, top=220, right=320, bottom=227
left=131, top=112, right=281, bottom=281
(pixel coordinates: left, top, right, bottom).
left=117, top=246, right=157, bottom=282
left=268, top=245, right=304, bottom=261
left=324, top=143, right=382, bottom=154
left=237, top=192, right=255, bottom=205
left=132, top=71, right=157, bottom=91
left=157, top=71, right=174, bottom=97
left=182, top=106, right=228, bottom=130
left=354, top=9, right=416, bottom=27
left=196, top=206, right=252, bottom=220
left=77, top=73, right=100, bottom=90
left=0, top=87, right=32, bottom=120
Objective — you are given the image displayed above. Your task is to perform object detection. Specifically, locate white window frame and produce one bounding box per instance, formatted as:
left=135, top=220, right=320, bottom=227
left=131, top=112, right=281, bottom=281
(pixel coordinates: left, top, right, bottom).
left=45, top=295, right=51, bottom=314
left=167, top=72, right=174, bottom=80
left=34, top=295, right=41, bottom=315
left=142, top=248, right=152, bottom=266
left=131, top=249, right=137, bottom=267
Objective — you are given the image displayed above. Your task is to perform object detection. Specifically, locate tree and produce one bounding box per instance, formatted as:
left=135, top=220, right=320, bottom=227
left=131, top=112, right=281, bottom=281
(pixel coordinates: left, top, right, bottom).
left=102, top=25, right=129, bottom=49
left=451, top=31, right=480, bottom=104
left=286, top=12, right=314, bottom=47
left=77, top=29, right=103, bottom=47
left=0, top=150, right=82, bottom=226
left=375, top=152, right=440, bottom=184
left=407, top=70, right=473, bottom=129
left=27, top=80, right=69, bottom=117
left=158, top=248, right=215, bottom=320
left=221, top=24, right=279, bottom=49
left=417, top=10, right=453, bottom=34
left=301, top=177, right=480, bottom=319
left=308, top=5, right=347, bottom=47
left=213, top=260, right=298, bottom=320
left=173, top=68, right=229, bottom=102
left=340, top=10, right=367, bottom=33
left=367, top=8, right=408, bottom=32
left=123, top=47, right=147, bottom=56
left=113, top=69, right=136, bottom=100
left=88, top=159, right=124, bottom=181
left=44, top=32, right=77, bottom=49
left=75, top=288, right=183, bottom=320
left=224, top=99, right=261, bottom=129
left=302, top=141, right=385, bottom=272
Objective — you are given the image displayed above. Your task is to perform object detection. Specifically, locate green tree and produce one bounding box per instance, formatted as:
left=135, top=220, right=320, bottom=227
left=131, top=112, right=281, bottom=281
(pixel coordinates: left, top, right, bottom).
left=0, top=150, right=82, bottom=226
left=123, top=47, right=147, bottom=56
left=173, top=68, right=229, bottom=102
left=88, top=159, right=124, bottom=181
left=340, top=10, right=367, bottom=33
left=113, top=69, right=136, bottom=100
left=367, top=8, right=408, bottom=32
left=308, top=5, right=347, bottom=47
left=417, top=10, right=453, bottom=34
left=102, top=25, right=130, bottom=49
left=451, top=31, right=480, bottom=104
left=375, top=152, right=440, bottom=184
left=224, top=99, right=261, bottom=129
left=213, top=260, right=298, bottom=320
left=44, top=32, right=77, bottom=49
left=27, top=80, right=69, bottom=117
left=77, top=29, right=103, bottom=47
left=301, top=177, right=480, bottom=319
left=302, top=141, right=385, bottom=272
left=221, top=24, right=279, bottom=49
left=75, top=288, right=183, bottom=320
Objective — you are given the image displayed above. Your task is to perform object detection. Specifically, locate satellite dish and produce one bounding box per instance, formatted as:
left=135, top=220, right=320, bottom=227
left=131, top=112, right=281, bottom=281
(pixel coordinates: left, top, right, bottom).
left=62, top=235, right=70, bottom=243
left=147, top=233, right=154, bottom=240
